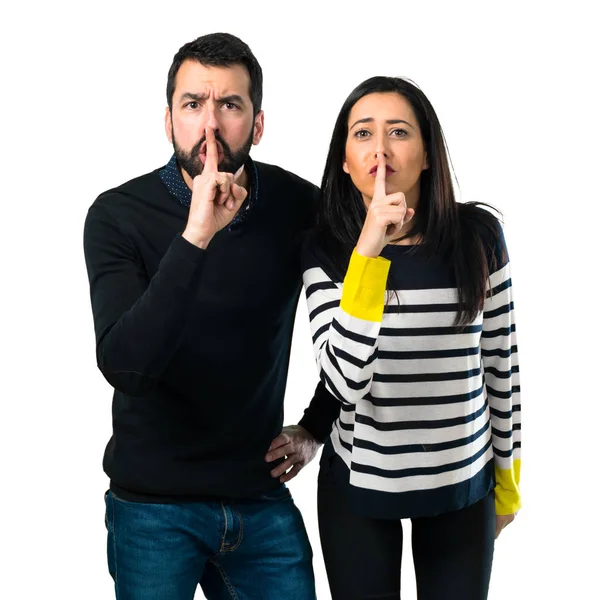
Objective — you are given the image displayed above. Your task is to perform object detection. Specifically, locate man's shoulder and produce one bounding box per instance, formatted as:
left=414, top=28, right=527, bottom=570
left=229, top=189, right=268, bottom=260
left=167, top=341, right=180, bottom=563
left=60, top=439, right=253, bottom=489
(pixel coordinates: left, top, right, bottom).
left=254, top=160, right=319, bottom=200
left=90, top=168, right=166, bottom=214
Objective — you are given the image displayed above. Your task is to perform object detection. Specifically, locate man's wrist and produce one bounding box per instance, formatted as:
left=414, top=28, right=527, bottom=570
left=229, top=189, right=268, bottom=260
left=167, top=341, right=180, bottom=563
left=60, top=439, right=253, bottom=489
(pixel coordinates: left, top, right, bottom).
left=297, top=418, right=325, bottom=443
left=182, top=228, right=211, bottom=250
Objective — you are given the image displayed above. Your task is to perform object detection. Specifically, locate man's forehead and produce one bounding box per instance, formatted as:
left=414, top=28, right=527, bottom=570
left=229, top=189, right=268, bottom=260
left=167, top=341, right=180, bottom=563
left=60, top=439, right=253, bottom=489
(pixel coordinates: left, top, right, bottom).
left=174, top=60, right=251, bottom=98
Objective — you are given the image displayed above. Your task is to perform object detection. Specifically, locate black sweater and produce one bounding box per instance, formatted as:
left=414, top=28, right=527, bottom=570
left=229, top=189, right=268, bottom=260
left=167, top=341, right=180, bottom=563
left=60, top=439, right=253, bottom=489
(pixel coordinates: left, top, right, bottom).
left=83, top=161, right=338, bottom=502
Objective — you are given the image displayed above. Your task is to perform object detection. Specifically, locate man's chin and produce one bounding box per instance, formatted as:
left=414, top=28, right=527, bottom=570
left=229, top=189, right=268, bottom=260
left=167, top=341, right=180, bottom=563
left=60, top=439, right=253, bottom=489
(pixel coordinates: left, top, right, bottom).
left=218, top=160, right=245, bottom=175
left=176, top=152, right=248, bottom=179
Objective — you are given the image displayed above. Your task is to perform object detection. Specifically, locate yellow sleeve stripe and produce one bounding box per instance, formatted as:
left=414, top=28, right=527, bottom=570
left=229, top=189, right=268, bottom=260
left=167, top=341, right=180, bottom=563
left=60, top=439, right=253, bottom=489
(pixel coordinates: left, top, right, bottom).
left=495, top=459, right=522, bottom=515
left=340, top=250, right=391, bottom=322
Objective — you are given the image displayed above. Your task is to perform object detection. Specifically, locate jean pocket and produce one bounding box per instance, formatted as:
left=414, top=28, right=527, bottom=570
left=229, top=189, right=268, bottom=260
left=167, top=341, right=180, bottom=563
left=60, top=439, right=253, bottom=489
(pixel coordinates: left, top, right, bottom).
left=104, top=490, right=110, bottom=531
left=259, top=484, right=292, bottom=501
left=109, top=490, right=139, bottom=504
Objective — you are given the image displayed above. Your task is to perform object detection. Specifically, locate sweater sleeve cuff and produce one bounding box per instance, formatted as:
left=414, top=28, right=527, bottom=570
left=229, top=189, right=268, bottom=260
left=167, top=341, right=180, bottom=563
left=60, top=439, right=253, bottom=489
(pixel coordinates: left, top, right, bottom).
left=494, top=459, right=522, bottom=515
left=340, top=249, right=391, bottom=322
left=298, top=382, right=341, bottom=442
left=158, top=233, right=207, bottom=288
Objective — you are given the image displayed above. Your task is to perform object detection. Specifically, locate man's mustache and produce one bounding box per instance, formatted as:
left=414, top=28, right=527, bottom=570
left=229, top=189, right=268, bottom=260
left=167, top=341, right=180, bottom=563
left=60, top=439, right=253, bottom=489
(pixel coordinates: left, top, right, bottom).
left=190, top=133, right=232, bottom=160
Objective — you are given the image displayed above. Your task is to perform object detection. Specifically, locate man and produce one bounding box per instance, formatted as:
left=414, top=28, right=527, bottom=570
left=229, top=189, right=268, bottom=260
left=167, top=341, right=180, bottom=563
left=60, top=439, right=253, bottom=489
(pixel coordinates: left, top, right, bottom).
left=83, top=32, right=337, bottom=600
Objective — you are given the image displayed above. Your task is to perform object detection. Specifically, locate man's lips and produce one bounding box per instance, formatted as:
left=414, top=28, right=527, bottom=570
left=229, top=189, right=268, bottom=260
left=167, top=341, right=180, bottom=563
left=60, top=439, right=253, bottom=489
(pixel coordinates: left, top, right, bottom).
left=369, top=164, right=396, bottom=176
left=199, top=152, right=223, bottom=164
left=199, top=141, right=224, bottom=163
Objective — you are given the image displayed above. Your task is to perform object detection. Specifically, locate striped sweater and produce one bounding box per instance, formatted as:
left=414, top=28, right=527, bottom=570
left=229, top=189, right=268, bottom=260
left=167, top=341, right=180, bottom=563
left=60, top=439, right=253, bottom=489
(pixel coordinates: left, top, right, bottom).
left=303, top=229, right=521, bottom=519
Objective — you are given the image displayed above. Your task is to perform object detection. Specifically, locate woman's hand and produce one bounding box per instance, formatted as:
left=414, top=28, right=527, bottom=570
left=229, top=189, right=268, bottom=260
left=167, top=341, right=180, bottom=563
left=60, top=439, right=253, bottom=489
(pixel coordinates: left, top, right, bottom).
left=356, top=152, right=415, bottom=258
left=495, top=512, right=516, bottom=538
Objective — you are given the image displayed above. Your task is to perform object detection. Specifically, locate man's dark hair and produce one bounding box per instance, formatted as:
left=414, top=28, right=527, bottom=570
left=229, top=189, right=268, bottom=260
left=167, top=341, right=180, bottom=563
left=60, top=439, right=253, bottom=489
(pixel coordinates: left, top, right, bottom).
left=166, top=33, right=263, bottom=116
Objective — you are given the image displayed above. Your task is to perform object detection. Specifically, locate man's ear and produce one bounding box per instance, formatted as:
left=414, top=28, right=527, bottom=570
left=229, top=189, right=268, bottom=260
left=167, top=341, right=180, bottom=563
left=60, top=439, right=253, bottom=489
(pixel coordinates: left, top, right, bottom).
left=252, top=110, right=265, bottom=145
left=165, top=107, right=173, bottom=144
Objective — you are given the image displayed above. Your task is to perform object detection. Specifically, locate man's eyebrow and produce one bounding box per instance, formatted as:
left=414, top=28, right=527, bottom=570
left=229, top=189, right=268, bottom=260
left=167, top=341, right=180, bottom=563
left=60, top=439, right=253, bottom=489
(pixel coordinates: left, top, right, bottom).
left=218, top=94, right=246, bottom=105
left=349, top=117, right=415, bottom=130
left=178, top=92, right=246, bottom=105
left=179, top=92, right=208, bottom=103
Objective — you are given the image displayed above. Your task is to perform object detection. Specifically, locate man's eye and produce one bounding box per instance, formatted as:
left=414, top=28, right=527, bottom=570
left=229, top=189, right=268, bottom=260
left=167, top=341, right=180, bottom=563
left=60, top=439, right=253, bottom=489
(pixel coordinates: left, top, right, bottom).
left=224, top=102, right=238, bottom=110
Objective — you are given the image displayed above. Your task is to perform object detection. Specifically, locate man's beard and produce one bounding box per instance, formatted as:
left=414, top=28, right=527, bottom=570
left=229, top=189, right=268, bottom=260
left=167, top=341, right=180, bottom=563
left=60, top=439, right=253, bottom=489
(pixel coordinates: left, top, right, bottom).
left=172, top=126, right=253, bottom=179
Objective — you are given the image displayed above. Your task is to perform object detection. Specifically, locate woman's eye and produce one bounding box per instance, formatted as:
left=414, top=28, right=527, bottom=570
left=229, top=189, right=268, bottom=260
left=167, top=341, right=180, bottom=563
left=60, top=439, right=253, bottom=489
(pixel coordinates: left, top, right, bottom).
left=392, top=128, right=408, bottom=137
left=354, top=129, right=370, bottom=139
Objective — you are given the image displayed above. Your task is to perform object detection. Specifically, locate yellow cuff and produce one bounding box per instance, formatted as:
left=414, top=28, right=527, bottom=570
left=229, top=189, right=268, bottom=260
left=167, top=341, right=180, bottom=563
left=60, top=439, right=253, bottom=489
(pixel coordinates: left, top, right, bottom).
left=495, top=459, right=522, bottom=515
left=340, top=250, right=391, bottom=322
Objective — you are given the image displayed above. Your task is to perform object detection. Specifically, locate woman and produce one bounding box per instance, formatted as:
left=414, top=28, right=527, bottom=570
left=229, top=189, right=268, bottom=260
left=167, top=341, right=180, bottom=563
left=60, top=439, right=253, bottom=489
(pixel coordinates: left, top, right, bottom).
left=302, top=77, right=521, bottom=599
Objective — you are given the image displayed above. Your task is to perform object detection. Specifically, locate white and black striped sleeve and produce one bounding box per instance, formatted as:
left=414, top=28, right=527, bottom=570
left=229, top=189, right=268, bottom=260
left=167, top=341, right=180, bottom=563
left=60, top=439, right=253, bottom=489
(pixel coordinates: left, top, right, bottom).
left=481, top=235, right=522, bottom=515
left=303, top=248, right=391, bottom=405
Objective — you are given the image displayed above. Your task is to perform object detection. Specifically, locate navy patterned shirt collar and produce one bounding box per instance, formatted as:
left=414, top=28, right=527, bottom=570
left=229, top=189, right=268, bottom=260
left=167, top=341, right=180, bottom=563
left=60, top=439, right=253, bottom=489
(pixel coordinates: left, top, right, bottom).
left=159, top=154, right=259, bottom=231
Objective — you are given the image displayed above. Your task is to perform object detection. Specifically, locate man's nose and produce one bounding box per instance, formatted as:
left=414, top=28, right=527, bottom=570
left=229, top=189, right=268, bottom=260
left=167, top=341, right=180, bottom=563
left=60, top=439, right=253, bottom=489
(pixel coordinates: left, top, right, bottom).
left=203, top=102, right=220, bottom=135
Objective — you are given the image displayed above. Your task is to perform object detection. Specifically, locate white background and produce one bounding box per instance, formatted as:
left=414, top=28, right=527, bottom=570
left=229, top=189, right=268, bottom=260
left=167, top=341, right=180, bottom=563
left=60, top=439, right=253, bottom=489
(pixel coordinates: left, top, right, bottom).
left=2, top=1, right=598, bottom=598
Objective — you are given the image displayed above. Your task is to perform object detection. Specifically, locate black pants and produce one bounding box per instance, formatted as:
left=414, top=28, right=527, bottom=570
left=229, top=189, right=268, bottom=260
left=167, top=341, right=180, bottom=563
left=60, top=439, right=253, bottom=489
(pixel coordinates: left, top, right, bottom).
left=318, top=474, right=495, bottom=600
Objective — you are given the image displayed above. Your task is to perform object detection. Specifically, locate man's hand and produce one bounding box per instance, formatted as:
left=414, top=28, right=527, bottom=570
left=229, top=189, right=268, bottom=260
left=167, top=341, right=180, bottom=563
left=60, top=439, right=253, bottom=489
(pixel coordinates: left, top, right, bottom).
left=495, top=513, right=516, bottom=538
left=265, top=425, right=321, bottom=483
left=356, top=152, right=414, bottom=258
left=182, top=126, right=247, bottom=249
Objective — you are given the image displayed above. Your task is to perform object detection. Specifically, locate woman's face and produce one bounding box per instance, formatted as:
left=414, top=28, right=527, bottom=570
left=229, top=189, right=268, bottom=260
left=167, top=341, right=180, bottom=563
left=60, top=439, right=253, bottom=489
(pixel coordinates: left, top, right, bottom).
left=343, top=92, right=429, bottom=207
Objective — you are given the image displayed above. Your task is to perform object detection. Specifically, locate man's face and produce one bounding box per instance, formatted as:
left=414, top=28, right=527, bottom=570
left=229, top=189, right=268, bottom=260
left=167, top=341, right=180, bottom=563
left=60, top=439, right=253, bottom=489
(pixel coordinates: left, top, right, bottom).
left=165, top=60, right=264, bottom=179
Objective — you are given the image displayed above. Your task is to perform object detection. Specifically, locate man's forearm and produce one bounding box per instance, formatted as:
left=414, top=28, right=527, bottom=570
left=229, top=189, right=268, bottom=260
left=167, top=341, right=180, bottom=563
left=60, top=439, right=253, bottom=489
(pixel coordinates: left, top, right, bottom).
left=85, top=206, right=207, bottom=394
left=298, top=381, right=341, bottom=442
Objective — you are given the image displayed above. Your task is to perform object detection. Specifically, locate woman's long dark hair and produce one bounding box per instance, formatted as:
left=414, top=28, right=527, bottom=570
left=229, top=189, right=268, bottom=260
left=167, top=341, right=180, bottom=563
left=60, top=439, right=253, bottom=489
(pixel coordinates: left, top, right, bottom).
left=315, top=76, right=504, bottom=325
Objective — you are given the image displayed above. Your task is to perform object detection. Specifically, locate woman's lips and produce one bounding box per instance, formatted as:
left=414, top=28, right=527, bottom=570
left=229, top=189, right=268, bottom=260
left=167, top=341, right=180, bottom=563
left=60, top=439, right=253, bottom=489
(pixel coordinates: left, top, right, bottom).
left=369, top=164, right=396, bottom=176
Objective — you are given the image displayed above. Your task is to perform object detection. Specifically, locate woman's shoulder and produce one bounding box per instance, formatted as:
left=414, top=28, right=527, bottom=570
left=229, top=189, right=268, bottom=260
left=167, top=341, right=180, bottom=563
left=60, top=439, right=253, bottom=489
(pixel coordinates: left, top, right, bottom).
left=458, top=202, right=508, bottom=269
left=458, top=201, right=501, bottom=233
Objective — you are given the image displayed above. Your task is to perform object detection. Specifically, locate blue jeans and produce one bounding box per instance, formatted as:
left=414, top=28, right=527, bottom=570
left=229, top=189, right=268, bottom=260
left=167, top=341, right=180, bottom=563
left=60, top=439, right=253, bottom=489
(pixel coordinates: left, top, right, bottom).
left=104, top=485, right=316, bottom=599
